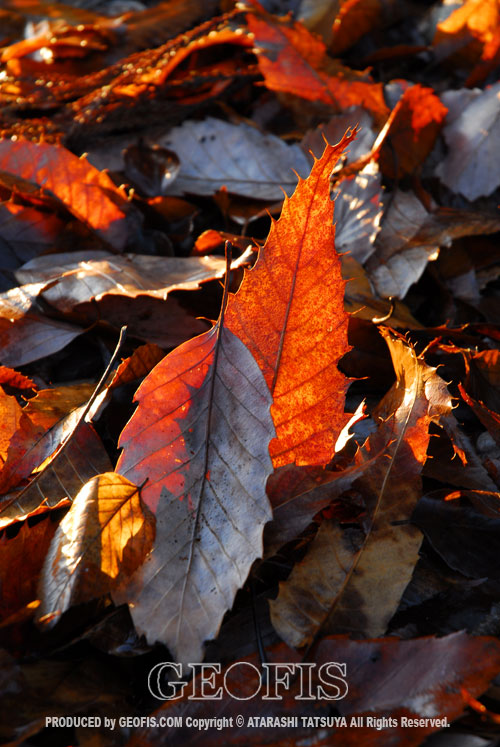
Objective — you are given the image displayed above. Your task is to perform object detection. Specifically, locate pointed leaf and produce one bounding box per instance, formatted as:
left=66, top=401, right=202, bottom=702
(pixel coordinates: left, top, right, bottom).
left=225, top=132, right=355, bottom=468
left=115, top=321, right=275, bottom=665
left=247, top=12, right=389, bottom=125
left=0, top=423, right=112, bottom=530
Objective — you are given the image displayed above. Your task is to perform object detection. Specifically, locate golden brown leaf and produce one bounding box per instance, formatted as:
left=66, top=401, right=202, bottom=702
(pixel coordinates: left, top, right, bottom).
left=37, top=472, right=155, bottom=625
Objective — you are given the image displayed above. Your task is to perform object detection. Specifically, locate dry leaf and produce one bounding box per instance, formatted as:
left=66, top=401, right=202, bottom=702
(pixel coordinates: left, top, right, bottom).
left=270, top=330, right=450, bottom=647
left=37, top=472, right=155, bottom=625
left=225, top=133, right=355, bottom=468
left=435, top=81, right=500, bottom=200
left=0, top=140, right=138, bottom=249
left=115, top=315, right=275, bottom=665
left=159, top=117, right=311, bottom=200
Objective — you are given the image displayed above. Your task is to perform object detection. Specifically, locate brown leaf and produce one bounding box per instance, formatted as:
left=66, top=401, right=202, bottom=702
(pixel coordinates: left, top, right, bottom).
left=225, top=133, right=355, bottom=468
left=270, top=330, right=450, bottom=647
left=37, top=472, right=155, bottom=625
left=0, top=383, right=94, bottom=495
left=342, top=256, right=423, bottom=328
left=0, top=282, right=82, bottom=367
left=128, top=633, right=500, bottom=746
left=15, top=250, right=247, bottom=311
left=0, top=516, right=57, bottom=625
left=413, top=491, right=500, bottom=578
left=330, top=0, right=382, bottom=56
left=0, top=422, right=112, bottom=530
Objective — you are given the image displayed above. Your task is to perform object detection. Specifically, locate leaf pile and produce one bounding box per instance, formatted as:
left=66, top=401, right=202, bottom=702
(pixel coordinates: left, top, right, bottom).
left=1, top=1, right=500, bottom=746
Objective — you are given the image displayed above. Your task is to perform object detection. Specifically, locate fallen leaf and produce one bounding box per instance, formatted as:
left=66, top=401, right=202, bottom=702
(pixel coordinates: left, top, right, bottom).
left=225, top=132, right=355, bottom=468
left=0, top=366, right=36, bottom=393
left=301, top=107, right=377, bottom=163
left=0, top=422, right=113, bottom=530
left=128, top=633, right=500, bottom=746
left=330, top=0, right=382, bottom=56
left=379, top=84, right=448, bottom=179
left=0, top=139, right=139, bottom=249
left=0, top=282, right=82, bottom=367
left=159, top=117, right=311, bottom=200
left=333, top=160, right=383, bottom=264
left=0, top=516, right=57, bottom=625
left=15, top=250, right=241, bottom=310
left=435, top=81, right=500, bottom=200
left=0, top=202, right=64, bottom=269
left=37, top=472, right=155, bottom=626
left=342, top=255, right=423, bottom=328
left=115, top=303, right=275, bottom=665
left=270, top=330, right=449, bottom=647
left=414, top=491, right=500, bottom=578
left=247, top=11, right=389, bottom=125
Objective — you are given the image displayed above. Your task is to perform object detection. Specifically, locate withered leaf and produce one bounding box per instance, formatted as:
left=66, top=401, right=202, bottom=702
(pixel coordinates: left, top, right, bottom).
left=0, top=422, right=112, bottom=530
left=247, top=11, right=389, bottom=125
left=414, top=492, right=500, bottom=578
left=115, top=313, right=275, bottom=665
left=159, top=117, right=310, bottom=200
left=225, top=133, right=355, bottom=468
left=435, top=81, right=500, bottom=200
left=270, top=330, right=452, bottom=647
left=128, top=633, right=500, bottom=747
left=333, top=161, right=383, bottom=264
left=15, top=250, right=243, bottom=311
left=37, top=472, right=155, bottom=626
left=0, top=140, right=137, bottom=249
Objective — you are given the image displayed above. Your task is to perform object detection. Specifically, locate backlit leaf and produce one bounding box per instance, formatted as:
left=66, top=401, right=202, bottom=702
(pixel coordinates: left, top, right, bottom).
left=0, top=140, right=136, bottom=249
left=38, top=473, right=154, bottom=626
left=225, top=132, right=355, bottom=468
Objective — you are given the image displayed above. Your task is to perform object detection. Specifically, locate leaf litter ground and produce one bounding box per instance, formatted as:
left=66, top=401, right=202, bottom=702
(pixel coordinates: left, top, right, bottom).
left=1, top=1, right=500, bottom=746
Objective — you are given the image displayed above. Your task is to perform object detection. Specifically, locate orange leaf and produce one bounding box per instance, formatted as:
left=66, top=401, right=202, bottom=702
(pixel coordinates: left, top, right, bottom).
left=435, top=0, right=500, bottom=65
left=330, top=0, right=382, bottom=56
left=225, top=132, right=356, bottom=468
left=0, top=140, right=134, bottom=249
left=247, top=12, right=389, bottom=125
left=379, top=84, right=448, bottom=178
left=37, top=472, right=155, bottom=626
